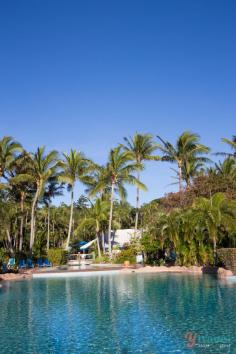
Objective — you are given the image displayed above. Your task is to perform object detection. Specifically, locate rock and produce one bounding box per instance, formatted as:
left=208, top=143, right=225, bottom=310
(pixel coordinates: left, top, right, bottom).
left=0, top=270, right=33, bottom=282
left=217, top=267, right=233, bottom=277
left=121, top=265, right=204, bottom=274
left=188, top=266, right=202, bottom=273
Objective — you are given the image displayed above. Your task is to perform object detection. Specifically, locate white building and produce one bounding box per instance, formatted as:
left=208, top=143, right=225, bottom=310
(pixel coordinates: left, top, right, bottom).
left=110, top=229, right=141, bottom=248
left=79, top=229, right=141, bottom=252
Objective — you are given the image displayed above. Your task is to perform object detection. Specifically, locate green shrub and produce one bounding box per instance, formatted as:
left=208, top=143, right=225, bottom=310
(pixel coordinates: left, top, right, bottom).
left=47, top=248, right=68, bottom=266
left=94, top=255, right=110, bottom=263
left=114, top=248, right=136, bottom=264
left=0, top=248, right=8, bottom=266
left=176, top=242, right=214, bottom=267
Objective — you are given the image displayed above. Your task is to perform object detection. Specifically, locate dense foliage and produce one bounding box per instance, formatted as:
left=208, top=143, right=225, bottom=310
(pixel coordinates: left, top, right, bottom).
left=47, top=248, right=68, bottom=266
left=0, top=132, right=235, bottom=267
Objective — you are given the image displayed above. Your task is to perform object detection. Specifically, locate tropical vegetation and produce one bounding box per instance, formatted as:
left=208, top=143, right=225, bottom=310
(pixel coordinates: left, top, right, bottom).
left=0, top=132, right=235, bottom=267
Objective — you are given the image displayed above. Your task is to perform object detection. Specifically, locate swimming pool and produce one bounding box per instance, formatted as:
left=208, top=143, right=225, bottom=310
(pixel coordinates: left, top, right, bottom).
left=0, top=273, right=235, bottom=353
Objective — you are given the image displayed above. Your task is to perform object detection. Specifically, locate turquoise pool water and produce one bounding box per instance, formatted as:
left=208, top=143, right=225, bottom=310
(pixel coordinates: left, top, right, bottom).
left=0, top=273, right=235, bottom=353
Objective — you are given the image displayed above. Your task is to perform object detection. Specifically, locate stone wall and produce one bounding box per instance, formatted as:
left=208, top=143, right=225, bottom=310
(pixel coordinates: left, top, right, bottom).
left=217, top=248, right=236, bottom=274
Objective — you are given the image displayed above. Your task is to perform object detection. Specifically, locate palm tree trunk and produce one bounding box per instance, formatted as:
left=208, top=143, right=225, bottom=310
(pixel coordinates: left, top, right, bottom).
left=186, top=177, right=191, bottom=190
left=47, top=204, right=50, bottom=251
left=108, top=182, right=115, bottom=258
left=178, top=163, right=183, bottom=192
left=6, top=229, right=14, bottom=255
left=213, top=234, right=217, bottom=265
left=134, top=171, right=140, bottom=236
left=66, top=188, right=74, bottom=249
left=25, top=210, right=29, bottom=227
left=96, top=231, right=101, bottom=258
left=19, top=192, right=25, bottom=252
left=102, top=230, right=105, bottom=254
left=30, top=187, right=40, bottom=252
left=52, top=220, right=55, bottom=247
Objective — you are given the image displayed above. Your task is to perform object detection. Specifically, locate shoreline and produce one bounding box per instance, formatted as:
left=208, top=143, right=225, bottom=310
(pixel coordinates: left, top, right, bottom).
left=0, top=265, right=233, bottom=282
left=0, top=269, right=34, bottom=283
left=121, top=265, right=234, bottom=277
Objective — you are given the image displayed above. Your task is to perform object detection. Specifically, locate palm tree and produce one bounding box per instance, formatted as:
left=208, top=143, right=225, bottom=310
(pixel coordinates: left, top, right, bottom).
left=158, top=210, right=181, bottom=249
left=8, top=152, right=33, bottom=251
left=215, top=157, right=236, bottom=177
left=88, top=146, right=146, bottom=257
left=75, top=198, right=109, bottom=258
left=12, top=147, right=59, bottom=252
left=122, top=133, right=159, bottom=234
left=157, top=131, right=210, bottom=191
left=0, top=199, right=17, bottom=254
left=221, top=135, right=236, bottom=158
left=58, top=150, right=92, bottom=249
left=193, top=193, right=236, bottom=262
left=43, top=181, right=64, bottom=251
left=0, top=136, right=22, bottom=183
left=182, top=158, right=206, bottom=188
left=113, top=200, right=134, bottom=229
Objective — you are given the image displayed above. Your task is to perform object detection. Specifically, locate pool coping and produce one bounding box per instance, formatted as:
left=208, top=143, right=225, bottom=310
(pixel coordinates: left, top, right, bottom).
left=1, top=265, right=234, bottom=282
left=32, top=269, right=122, bottom=278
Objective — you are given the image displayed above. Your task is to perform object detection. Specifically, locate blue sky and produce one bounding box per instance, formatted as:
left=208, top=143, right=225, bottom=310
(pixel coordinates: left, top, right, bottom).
left=0, top=0, right=235, bottom=206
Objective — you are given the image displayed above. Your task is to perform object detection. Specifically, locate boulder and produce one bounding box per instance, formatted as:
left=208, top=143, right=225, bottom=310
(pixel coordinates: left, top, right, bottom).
left=217, top=267, right=233, bottom=278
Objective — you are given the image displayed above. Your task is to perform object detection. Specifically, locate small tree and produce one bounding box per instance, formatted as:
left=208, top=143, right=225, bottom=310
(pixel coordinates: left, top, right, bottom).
left=193, top=193, right=236, bottom=262
left=75, top=198, right=109, bottom=258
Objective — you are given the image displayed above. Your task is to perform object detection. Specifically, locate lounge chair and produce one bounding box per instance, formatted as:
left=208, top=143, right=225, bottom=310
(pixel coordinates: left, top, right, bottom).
left=43, top=259, right=52, bottom=267
left=27, top=259, right=34, bottom=268
left=19, top=259, right=27, bottom=269
left=36, top=258, right=44, bottom=267
left=7, top=258, right=16, bottom=270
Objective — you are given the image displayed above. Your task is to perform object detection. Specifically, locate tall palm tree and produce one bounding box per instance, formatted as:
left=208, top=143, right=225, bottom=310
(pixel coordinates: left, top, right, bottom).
left=43, top=181, right=64, bottom=251
left=58, top=150, right=92, bottom=249
left=0, top=136, right=22, bottom=182
left=12, top=147, right=59, bottom=252
left=88, top=146, right=146, bottom=257
left=157, top=131, right=210, bottom=191
left=9, top=152, right=33, bottom=251
left=193, top=193, right=236, bottom=262
left=0, top=199, right=17, bottom=254
left=29, top=148, right=59, bottom=251
left=75, top=198, right=109, bottom=258
left=122, top=133, right=159, bottom=234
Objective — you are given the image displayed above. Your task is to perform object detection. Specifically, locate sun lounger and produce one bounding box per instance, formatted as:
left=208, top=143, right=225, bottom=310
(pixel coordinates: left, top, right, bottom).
left=36, top=258, right=44, bottom=267
left=19, top=259, right=27, bottom=269
left=43, top=259, right=52, bottom=267
left=27, top=259, right=34, bottom=268
left=7, top=258, right=16, bottom=270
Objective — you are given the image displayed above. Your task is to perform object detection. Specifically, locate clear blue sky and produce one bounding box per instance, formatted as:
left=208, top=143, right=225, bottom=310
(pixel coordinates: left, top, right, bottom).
left=0, top=0, right=235, bottom=206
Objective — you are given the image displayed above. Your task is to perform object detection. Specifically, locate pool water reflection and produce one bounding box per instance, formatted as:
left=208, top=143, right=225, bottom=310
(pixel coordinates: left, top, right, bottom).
left=0, top=273, right=235, bottom=353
